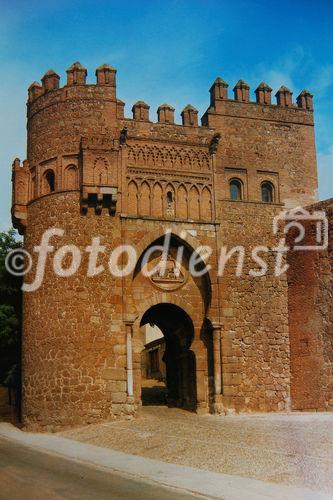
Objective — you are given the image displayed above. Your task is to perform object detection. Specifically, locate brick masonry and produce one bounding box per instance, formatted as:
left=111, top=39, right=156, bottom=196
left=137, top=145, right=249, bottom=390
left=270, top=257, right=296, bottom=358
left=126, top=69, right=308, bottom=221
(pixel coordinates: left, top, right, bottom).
left=287, top=200, right=333, bottom=410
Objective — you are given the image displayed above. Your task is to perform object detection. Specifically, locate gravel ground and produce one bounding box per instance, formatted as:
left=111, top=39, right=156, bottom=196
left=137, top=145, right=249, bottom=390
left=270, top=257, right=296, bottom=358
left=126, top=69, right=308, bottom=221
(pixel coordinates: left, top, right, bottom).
left=58, top=406, right=333, bottom=495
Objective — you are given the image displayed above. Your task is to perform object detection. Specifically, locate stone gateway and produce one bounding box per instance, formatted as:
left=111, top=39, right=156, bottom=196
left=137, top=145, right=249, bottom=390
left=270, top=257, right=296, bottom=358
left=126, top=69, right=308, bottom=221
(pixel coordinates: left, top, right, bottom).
left=11, top=62, right=333, bottom=429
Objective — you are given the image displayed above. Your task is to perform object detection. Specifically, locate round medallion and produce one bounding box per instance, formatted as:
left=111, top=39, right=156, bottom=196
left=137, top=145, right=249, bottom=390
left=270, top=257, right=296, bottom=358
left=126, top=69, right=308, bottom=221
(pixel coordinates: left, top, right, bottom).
left=145, top=254, right=188, bottom=291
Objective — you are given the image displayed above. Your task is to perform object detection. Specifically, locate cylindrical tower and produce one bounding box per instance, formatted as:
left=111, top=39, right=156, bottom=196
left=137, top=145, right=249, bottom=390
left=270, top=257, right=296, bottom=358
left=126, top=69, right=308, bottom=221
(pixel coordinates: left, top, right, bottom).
left=12, top=63, right=130, bottom=430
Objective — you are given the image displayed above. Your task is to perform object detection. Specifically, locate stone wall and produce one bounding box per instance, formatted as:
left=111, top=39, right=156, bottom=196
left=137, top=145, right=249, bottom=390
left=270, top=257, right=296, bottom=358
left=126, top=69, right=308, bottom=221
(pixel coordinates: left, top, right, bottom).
left=208, top=100, right=318, bottom=209
left=23, top=192, right=126, bottom=429
left=11, top=63, right=331, bottom=429
left=219, top=200, right=291, bottom=412
left=22, top=192, right=219, bottom=428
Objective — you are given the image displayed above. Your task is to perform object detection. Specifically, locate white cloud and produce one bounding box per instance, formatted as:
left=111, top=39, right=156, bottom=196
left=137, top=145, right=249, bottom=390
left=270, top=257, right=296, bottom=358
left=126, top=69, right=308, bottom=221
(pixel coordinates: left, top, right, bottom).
left=309, top=64, right=333, bottom=94
left=264, top=70, right=294, bottom=92
left=250, top=45, right=306, bottom=93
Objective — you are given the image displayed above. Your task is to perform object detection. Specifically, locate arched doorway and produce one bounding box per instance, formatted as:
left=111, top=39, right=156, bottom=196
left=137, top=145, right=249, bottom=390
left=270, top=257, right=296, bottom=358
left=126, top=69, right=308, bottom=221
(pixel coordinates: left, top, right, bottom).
left=140, top=303, right=197, bottom=411
left=140, top=323, right=166, bottom=405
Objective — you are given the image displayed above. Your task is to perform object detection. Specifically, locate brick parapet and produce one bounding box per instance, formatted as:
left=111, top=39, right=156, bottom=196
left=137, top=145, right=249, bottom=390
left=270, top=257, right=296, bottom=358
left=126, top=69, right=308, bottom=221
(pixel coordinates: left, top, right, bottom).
left=202, top=99, right=314, bottom=127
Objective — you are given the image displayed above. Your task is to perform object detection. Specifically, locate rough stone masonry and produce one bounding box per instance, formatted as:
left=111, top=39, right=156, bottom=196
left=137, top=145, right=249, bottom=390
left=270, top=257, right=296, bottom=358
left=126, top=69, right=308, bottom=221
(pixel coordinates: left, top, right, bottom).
left=11, top=62, right=333, bottom=429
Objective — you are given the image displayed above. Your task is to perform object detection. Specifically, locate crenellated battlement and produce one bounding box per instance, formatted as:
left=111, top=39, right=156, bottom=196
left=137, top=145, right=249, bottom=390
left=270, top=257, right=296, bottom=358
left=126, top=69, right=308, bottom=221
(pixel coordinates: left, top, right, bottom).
left=12, top=62, right=318, bottom=234
left=28, top=62, right=116, bottom=104
left=27, top=63, right=314, bottom=127
left=11, top=158, right=31, bottom=233
left=208, top=76, right=313, bottom=111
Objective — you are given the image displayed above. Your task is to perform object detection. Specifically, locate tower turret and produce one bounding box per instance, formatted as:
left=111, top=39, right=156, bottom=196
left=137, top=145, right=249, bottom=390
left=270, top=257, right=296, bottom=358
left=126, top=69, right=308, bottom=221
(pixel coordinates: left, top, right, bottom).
left=66, top=61, right=87, bottom=85
left=28, top=82, right=43, bottom=103
left=95, top=63, right=116, bottom=86
left=181, top=104, right=198, bottom=126
left=157, top=104, right=175, bottom=123
left=41, top=69, right=60, bottom=92
left=255, top=82, right=272, bottom=105
left=209, top=77, right=229, bottom=106
left=233, top=80, right=250, bottom=102
left=275, top=86, right=293, bottom=107
left=296, top=89, right=313, bottom=111
left=132, top=100, right=150, bottom=121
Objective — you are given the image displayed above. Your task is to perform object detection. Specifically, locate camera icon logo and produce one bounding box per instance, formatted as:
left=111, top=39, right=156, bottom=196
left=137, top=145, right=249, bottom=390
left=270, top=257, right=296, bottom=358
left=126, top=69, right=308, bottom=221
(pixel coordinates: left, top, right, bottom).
left=273, top=207, right=328, bottom=251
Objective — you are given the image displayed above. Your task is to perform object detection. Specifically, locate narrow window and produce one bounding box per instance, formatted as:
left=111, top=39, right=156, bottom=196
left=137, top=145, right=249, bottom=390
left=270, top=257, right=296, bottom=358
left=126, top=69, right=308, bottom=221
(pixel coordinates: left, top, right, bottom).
left=166, top=191, right=173, bottom=204
left=261, top=182, right=274, bottom=203
left=44, top=170, right=55, bottom=193
left=229, top=179, right=242, bottom=201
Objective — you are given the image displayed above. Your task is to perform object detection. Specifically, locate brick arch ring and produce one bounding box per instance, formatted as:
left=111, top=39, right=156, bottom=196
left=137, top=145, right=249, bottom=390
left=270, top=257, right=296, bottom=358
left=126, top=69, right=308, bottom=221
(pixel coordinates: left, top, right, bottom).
left=130, top=228, right=211, bottom=327
left=133, top=227, right=200, bottom=259
left=130, top=227, right=211, bottom=282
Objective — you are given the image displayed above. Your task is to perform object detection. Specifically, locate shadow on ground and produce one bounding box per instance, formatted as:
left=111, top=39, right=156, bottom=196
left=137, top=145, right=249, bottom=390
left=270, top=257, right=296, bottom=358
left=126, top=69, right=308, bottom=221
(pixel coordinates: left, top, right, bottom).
left=141, top=385, right=167, bottom=406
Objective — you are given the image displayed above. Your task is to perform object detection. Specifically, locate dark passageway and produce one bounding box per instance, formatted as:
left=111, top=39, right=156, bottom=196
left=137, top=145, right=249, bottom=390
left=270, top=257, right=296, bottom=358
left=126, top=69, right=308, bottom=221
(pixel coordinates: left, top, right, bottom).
left=140, top=304, right=197, bottom=411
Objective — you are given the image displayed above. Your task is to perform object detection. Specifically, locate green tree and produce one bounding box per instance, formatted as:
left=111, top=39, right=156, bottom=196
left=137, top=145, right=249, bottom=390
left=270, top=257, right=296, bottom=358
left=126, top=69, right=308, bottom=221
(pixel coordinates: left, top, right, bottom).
left=0, top=229, right=22, bottom=383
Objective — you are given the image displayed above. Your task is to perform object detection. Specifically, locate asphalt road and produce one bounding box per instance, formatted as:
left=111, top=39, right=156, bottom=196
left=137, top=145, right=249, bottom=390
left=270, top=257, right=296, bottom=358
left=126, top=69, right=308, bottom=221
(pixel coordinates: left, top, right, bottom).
left=0, top=437, right=200, bottom=500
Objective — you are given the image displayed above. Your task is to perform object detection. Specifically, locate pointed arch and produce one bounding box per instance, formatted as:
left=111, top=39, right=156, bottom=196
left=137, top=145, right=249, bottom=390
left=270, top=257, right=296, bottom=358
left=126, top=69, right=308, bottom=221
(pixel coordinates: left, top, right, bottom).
left=152, top=182, right=163, bottom=217
left=93, top=157, right=108, bottom=185
left=132, top=232, right=212, bottom=313
left=229, top=178, right=243, bottom=201
left=201, top=153, right=210, bottom=171
left=128, top=180, right=138, bottom=215
left=189, top=185, right=200, bottom=220
left=165, top=183, right=175, bottom=217
left=177, top=184, right=188, bottom=219
left=201, top=187, right=212, bottom=221
left=140, top=181, right=151, bottom=216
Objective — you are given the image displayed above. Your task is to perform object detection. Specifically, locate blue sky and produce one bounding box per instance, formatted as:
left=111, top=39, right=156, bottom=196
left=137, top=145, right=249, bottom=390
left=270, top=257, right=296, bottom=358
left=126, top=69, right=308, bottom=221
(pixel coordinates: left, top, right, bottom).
left=1, top=0, right=332, bottom=230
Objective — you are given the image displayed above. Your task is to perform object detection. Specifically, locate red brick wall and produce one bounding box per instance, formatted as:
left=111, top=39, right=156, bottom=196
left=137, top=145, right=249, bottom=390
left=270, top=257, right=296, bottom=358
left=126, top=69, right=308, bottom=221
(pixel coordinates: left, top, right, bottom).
left=288, top=200, right=333, bottom=410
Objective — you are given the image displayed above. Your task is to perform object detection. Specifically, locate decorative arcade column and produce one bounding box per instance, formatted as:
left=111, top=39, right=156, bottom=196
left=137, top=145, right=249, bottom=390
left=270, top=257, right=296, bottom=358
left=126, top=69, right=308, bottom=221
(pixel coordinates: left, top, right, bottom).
left=125, top=321, right=135, bottom=408
left=212, top=322, right=224, bottom=413
left=192, top=335, right=209, bottom=415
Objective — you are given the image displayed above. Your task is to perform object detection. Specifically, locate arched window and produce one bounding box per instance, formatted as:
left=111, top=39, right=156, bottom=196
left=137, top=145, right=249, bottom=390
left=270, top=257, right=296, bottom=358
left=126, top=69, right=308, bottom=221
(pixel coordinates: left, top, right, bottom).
left=165, top=187, right=175, bottom=217
left=44, top=170, right=55, bottom=194
left=65, top=164, right=78, bottom=190
left=229, top=179, right=242, bottom=201
left=261, top=181, right=274, bottom=203
left=167, top=191, right=173, bottom=204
